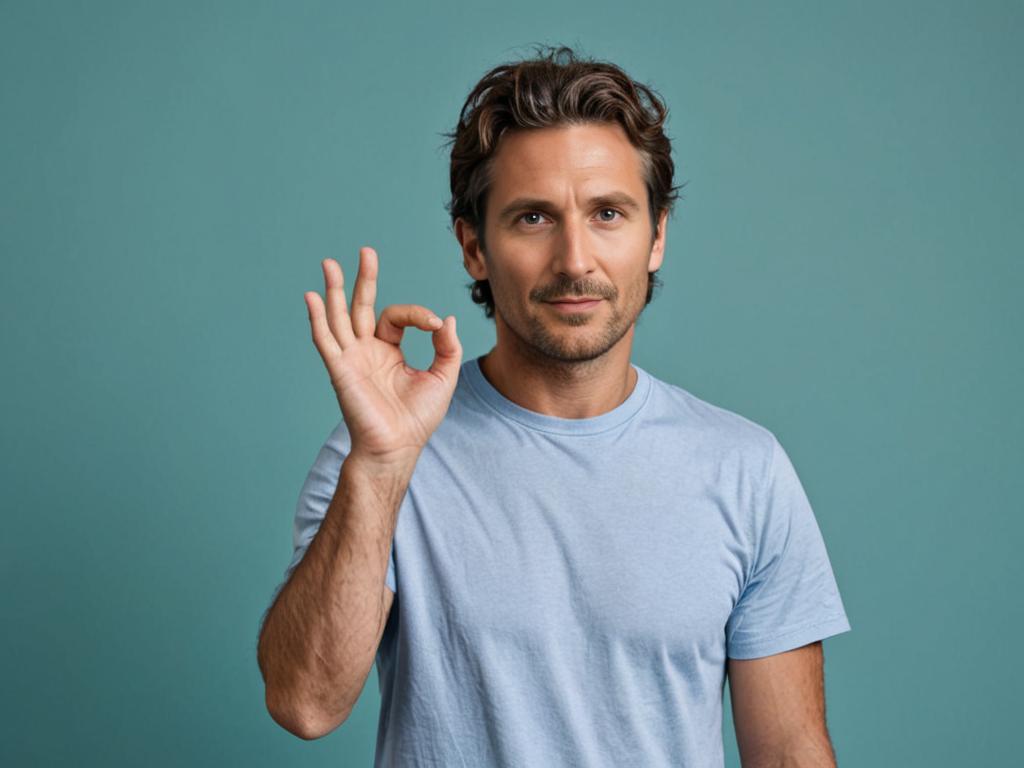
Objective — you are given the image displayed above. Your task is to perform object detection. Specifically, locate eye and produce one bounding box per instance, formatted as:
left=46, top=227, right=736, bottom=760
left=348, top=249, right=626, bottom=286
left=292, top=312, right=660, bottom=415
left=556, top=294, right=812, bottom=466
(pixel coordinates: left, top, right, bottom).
left=518, top=211, right=548, bottom=226
left=597, top=208, right=622, bottom=222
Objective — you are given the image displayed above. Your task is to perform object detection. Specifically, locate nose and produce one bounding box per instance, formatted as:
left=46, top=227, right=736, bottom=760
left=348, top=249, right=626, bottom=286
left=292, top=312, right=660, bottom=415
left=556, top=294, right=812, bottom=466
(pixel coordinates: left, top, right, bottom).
left=551, top=216, right=596, bottom=281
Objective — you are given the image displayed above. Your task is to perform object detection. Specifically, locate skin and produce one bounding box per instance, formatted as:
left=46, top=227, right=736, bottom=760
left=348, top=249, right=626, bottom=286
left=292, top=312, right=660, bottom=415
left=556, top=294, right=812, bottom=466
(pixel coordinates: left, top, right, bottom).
left=455, top=122, right=668, bottom=418
left=728, top=641, right=838, bottom=766
left=258, top=251, right=461, bottom=739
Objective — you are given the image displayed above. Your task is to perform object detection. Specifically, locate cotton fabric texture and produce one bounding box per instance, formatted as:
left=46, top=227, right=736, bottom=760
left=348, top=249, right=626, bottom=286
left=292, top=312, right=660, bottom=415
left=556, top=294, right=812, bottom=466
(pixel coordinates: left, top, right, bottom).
left=263, top=355, right=851, bottom=767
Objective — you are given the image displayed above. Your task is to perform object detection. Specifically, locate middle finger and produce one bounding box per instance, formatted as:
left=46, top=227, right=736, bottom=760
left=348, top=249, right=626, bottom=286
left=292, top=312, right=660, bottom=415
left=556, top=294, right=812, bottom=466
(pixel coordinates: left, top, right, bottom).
left=350, top=246, right=379, bottom=338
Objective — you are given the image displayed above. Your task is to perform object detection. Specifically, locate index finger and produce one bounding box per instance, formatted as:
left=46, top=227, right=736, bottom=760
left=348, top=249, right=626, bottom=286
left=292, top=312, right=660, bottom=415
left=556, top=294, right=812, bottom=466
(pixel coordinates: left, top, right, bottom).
left=375, top=304, right=444, bottom=346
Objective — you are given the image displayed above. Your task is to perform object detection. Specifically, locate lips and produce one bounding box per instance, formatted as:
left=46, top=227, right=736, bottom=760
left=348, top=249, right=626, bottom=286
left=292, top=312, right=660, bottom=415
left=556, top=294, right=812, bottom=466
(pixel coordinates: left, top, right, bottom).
left=546, top=297, right=603, bottom=314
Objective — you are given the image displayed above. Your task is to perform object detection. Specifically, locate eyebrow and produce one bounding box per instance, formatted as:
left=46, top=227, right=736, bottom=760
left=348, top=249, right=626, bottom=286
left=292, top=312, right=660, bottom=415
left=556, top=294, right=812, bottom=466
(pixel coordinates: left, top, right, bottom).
left=496, top=192, right=642, bottom=223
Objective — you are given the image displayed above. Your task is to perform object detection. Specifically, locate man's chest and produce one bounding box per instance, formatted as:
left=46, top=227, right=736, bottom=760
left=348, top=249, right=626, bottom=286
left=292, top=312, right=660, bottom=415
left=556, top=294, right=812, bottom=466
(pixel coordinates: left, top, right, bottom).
left=395, top=454, right=747, bottom=656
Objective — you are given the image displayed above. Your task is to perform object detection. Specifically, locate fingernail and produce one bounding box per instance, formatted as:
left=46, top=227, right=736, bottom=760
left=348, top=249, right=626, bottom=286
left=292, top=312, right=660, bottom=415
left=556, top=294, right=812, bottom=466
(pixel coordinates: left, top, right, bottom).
left=428, top=315, right=443, bottom=328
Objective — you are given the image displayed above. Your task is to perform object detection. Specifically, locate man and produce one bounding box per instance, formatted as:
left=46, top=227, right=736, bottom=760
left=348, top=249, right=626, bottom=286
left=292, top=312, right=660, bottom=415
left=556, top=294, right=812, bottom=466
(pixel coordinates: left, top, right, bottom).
left=257, top=45, right=852, bottom=767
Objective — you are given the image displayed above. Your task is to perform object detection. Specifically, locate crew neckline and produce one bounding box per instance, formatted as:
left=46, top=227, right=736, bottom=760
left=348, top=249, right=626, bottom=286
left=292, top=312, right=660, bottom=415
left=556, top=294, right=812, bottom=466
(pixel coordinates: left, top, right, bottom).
left=461, top=354, right=652, bottom=436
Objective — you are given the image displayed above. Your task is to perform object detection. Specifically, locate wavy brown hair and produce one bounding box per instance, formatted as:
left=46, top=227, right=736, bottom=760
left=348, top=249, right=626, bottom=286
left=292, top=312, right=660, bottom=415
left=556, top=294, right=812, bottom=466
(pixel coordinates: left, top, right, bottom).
left=442, top=44, right=684, bottom=319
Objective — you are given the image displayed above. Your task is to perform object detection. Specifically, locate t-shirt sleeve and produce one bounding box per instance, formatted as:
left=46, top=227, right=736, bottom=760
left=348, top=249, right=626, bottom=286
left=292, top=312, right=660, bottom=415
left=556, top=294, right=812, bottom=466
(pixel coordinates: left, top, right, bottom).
left=725, top=434, right=851, bottom=659
left=257, top=420, right=397, bottom=636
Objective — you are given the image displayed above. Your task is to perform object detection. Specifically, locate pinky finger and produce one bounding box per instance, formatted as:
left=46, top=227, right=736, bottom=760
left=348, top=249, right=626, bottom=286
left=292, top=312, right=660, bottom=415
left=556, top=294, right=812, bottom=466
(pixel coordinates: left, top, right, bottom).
left=305, top=291, right=343, bottom=371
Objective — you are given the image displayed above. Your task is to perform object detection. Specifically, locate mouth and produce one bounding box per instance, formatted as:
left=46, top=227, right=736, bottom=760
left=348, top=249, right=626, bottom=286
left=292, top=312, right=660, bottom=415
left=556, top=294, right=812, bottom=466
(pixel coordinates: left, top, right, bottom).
left=545, top=298, right=603, bottom=313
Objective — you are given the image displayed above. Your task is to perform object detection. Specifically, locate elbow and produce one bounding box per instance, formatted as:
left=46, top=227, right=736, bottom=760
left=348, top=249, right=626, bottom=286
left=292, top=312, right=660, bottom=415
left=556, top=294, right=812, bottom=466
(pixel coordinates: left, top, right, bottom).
left=265, top=688, right=351, bottom=741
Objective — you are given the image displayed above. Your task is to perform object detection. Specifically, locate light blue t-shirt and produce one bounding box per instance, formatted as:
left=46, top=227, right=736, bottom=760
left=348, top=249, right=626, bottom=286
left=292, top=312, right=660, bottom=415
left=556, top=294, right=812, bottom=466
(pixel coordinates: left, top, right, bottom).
left=265, top=355, right=851, bottom=766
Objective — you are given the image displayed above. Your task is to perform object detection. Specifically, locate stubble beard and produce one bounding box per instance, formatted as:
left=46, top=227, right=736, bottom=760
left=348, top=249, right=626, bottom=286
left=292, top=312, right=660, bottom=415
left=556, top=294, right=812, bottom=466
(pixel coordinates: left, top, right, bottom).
left=495, top=271, right=650, bottom=365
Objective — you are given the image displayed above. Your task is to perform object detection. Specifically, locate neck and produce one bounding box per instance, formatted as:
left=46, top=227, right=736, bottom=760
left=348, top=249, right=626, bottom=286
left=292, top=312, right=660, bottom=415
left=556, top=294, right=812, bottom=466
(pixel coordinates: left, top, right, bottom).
left=477, top=331, right=638, bottom=420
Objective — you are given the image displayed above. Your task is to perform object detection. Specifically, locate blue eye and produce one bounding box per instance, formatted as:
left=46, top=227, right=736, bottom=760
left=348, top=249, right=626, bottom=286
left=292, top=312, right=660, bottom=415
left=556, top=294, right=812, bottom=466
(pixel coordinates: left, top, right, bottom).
left=517, top=209, right=621, bottom=226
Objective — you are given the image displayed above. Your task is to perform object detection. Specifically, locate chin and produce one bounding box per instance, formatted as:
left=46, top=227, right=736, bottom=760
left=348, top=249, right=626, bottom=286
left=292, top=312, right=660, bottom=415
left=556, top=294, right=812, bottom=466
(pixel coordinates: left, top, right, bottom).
left=531, top=327, right=623, bottom=363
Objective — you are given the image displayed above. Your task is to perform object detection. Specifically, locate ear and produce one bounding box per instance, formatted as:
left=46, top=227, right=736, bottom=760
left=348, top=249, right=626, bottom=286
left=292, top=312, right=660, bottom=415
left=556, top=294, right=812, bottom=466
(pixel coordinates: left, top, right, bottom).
left=455, top=218, right=488, bottom=280
left=647, top=208, right=669, bottom=272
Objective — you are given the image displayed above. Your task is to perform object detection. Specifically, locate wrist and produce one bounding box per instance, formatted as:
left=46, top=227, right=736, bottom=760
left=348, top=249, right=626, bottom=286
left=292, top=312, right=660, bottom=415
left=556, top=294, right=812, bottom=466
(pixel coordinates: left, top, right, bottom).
left=343, top=449, right=421, bottom=480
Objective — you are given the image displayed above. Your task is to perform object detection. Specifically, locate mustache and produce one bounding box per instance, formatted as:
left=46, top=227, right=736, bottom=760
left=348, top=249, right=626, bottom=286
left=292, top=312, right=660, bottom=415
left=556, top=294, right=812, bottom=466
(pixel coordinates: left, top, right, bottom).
left=534, top=282, right=616, bottom=302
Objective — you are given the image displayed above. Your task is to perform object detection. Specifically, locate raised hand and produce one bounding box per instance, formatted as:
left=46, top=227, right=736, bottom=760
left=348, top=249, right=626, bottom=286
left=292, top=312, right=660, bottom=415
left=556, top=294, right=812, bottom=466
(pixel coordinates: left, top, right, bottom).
left=304, top=246, right=463, bottom=466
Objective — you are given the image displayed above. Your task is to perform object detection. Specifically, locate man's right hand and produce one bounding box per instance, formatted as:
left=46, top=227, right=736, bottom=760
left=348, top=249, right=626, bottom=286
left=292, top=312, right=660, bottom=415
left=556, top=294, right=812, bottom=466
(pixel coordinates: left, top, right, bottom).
left=304, top=246, right=463, bottom=466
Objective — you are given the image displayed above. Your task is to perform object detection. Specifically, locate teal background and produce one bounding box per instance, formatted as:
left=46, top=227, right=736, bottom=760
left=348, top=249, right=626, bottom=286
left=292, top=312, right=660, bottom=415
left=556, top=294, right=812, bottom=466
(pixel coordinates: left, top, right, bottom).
left=2, top=0, right=1020, bottom=765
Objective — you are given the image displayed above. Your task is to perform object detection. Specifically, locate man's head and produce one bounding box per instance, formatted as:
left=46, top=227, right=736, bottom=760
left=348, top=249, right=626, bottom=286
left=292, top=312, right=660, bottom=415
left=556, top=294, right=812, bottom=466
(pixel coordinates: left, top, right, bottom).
left=444, top=45, right=681, bottom=363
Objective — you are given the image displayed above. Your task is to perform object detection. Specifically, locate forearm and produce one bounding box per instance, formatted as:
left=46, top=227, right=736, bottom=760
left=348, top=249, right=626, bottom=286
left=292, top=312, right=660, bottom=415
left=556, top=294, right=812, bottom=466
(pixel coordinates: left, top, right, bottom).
left=741, top=736, right=837, bottom=768
left=257, top=452, right=415, bottom=738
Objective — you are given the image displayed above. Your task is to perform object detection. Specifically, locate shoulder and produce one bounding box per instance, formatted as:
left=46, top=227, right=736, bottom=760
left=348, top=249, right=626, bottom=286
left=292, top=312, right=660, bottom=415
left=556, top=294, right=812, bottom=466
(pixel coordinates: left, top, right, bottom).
left=645, top=371, right=777, bottom=459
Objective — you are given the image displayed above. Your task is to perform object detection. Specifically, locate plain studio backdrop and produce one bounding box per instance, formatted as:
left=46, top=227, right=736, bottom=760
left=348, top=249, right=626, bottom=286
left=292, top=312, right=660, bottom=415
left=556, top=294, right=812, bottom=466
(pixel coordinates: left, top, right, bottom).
left=1, top=1, right=1020, bottom=765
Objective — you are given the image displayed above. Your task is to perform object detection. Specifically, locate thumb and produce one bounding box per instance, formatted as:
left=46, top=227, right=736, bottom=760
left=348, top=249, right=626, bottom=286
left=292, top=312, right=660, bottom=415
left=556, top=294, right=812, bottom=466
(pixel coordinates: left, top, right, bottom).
left=428, top=315, right=462, bottom=382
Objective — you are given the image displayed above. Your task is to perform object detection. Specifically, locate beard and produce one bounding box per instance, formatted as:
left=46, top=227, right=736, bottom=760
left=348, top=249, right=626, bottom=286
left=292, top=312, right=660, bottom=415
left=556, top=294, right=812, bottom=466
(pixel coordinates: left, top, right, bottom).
left=492, top=271, right=650, bottom=364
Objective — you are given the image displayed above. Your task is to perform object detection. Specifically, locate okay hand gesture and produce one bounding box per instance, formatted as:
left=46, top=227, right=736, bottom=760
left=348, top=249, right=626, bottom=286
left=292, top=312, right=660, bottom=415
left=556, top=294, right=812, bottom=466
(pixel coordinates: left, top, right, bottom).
left=304, top=247, right=463, bottom=466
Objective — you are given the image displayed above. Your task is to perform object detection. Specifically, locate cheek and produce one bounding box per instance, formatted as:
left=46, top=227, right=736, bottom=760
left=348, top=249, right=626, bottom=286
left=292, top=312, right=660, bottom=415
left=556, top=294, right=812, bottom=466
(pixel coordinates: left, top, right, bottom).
left=623, top=264, right=653, bottom=303
left=485, top=268, right=529, bottom=313
left=492, top=258, right=541, bottom=293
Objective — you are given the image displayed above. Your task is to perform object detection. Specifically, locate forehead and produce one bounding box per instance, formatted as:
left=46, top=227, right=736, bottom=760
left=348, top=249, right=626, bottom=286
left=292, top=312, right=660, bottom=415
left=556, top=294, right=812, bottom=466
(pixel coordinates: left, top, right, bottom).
left=487, top=122, right=646, bottom=200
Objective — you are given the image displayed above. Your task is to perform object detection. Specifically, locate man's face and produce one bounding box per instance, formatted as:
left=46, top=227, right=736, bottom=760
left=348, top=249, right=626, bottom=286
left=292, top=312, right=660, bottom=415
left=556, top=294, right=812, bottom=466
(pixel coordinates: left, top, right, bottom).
left=461, top=121, right=667, bottom=364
